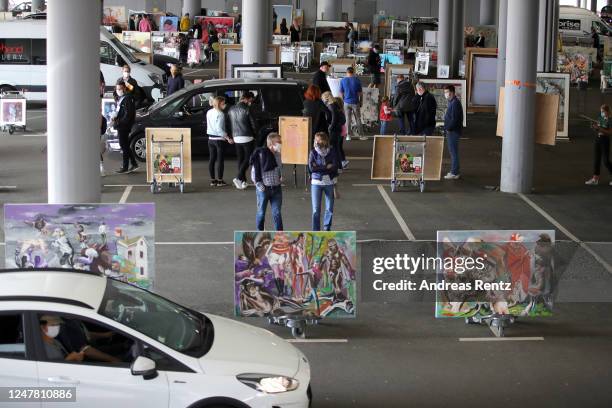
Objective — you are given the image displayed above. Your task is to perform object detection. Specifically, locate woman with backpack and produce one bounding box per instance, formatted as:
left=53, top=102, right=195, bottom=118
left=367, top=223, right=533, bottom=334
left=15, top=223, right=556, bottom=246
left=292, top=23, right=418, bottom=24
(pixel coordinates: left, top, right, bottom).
left=322, top=91, right=348, bottom=169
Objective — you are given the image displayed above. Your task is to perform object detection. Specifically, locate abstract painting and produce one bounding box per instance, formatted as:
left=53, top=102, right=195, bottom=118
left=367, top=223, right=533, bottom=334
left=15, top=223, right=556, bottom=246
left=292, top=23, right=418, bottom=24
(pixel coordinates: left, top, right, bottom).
left=436, top=230, right=555, bottom=318
left=536, top=73, right=570, bottom=138
left=360, top=87, right=379, bottom=124
left=0, top=99, right=26, bottom=127
left=234, top=232, right=357, bottom=318
left=420, top=79, right=467, bottom=127
left=160, top=16, right=179, bottom=32
left=4, top=204, right=155, bottom=289
left=558, top=47, right=593, bottom=83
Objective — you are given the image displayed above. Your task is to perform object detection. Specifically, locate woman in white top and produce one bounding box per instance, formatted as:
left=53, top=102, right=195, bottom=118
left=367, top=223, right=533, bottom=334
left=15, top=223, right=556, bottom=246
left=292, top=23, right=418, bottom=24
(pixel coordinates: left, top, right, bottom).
left=206, top=96, right=233, bottom=186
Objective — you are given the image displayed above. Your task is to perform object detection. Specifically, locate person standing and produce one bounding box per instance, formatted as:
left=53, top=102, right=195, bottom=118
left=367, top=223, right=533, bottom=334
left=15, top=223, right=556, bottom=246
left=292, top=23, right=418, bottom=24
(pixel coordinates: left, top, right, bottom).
left=312, top=61, right=331, bottom=95
left=340, top=66, right=364, bottom=140
left=166, top=64, right=185, bottom=96
left=206, top=96, right=233, bottom=186
left=474, top=31, right=486, bottom=47
left=112, top=81, right=138, bottom=174
left=129, top=14, right=136, bottom=31
left=180, top=13, right=191, bottom=32
left=139, top=15, right=152, bottom=32
left=346, top=23, right=356, bottom=54
left=585, top=104, right=612, bottom=185
left=367, top=44, right=382, bottom=88
left=322, top=91, right=347, bottom=168
left=309, top=132, right=340, bottom=231
left=413, top=82, right=437, bottom=136
left=229, top=92, right=258, bottom=190
left=280, top=18, right=289, bottom=35
left=190, top=19, right=202, bottom=40
left=100, top=114, right=107, bottom=177
left=379, top=96, right=392, bottom=135
left=251, top=133, right=284, bottom=231
left=443, top=85, right=464, bottom=180
left=290, top=19, right=301, bottom=43
left=392, top=74, right=416, bottom=134
left=117, top=65, right=146, bottom=108
left=303, top=85, right=328, bottom=134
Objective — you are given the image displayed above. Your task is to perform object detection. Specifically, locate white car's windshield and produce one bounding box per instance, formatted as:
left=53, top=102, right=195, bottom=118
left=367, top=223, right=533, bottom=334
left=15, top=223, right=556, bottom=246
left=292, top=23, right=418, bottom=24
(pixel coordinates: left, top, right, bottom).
left=99, top=279, right=213, bottom=357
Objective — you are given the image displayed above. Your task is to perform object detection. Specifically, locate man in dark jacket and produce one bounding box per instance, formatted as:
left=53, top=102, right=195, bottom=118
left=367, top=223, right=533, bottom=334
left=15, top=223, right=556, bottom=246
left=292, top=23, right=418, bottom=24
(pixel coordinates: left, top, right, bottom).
left=413, top=82, right=437, bottom=136
left=392, top=75, right=416, bottom=134
left=367, top=44, right=381, bottom=88
left=229, top=92, right=258, bottom=189
left=443, top=85, right=464, bottom=180
left=112, top=81, right=138, bottom=174
left=312, top=61, right=331, bottom=94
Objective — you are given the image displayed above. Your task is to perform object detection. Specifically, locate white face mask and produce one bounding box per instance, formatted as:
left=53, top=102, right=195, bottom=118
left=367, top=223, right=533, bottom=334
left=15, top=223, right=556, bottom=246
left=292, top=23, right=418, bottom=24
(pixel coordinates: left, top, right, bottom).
left=45, top=325, right=60, bottom=338
left=444, top=92, right=452, bottom=100
left=122, top=72, right=130, bottom=79
left=116, top=89, right=124, bottom=97
left=274, top=143, right=282, bottom=153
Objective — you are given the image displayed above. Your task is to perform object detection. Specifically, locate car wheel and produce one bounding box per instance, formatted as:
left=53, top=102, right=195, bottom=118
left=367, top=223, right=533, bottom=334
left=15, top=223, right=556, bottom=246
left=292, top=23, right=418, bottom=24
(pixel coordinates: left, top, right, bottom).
left=130, top=134, right=147, bottom=162
left=0, top=84, right=17, bottom=95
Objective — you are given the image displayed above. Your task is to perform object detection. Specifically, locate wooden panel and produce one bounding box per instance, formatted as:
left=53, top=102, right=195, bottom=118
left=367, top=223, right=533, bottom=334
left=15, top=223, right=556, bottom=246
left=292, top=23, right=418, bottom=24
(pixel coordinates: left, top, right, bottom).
left=371, top=136, right=444, bottom=181
left=145, top=128, right=192, bottom=183
left=371, top=136, right=394, bottom=179
left=279, top=116, right=311, bottom=165
left=423, top=136, right=444, bottom=181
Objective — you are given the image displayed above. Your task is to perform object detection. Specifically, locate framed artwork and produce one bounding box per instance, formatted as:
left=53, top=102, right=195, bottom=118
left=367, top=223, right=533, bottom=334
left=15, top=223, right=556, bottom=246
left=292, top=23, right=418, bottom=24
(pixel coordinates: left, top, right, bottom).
left=465, top=47, right=498, bottom=113
left=384, top=64, right=414, bottom=98
left=195, top=16, right=235, bottom=44
left=187, top=40, right=202, bottom=65
left=272, top=35, right=291, bottom=46
left=278, top=116, right=311, bottom=165
left=232, top=64, right=283, bottom=79
left=152, top=31, right=182, bottom=59
left=273, top=5, right=293, bottom=35
left=420, top=79, right=467, bottom=127
left=437, top=65, right=450, bottom=79
left=219, top=44, right=281, bottom=79
left=234, top=231, right=357, bottom=318
left=314, top=20, right=358, bottom=43
left=0, top=98, right=26, bottom=126
left=120, top=31, right=152, bottom=54
left=160, top=16, right=179, bottom=32
left=415, top=51, right=430, bottom=75
left=102, top=6, right=126, bottom=27
left=536, top=73, right=570, bottom=139
left=101, top=98, right=117, bottom=137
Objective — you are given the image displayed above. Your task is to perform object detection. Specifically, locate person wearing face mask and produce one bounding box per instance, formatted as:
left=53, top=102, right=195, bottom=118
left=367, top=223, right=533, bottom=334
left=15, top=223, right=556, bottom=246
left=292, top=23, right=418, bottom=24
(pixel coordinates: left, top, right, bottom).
left=412, top=82, right=437, bottom=136
left=442, top=85, right=464, bottom=180
left=250, top=133, right=284, bottom=231
left=167, top=64, right=185, bottom=96
left=585, top=104, right=612, bottom=185
left=39, top=315, right=84, bottom=362
left=309, top=132, right=340, bottom=231
left=113, top=81, right=139, bottom=174
left=116, top=65, right=147, bottom=108
left=229, top=92, right=258, bottom=190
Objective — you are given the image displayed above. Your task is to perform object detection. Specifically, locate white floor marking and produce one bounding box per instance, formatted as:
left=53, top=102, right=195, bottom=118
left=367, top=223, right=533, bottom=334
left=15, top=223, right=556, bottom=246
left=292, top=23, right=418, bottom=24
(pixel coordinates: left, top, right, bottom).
left=157, top=242, right=233, bottom=245
left=119, top=186, right=133, bottom=204
left=20, top=133, right=47, bottom=137
left=27, top=114, right=47, bottom=121
left=0, top=186, right=17, bottom=189
left=459, top=337, right=544, bottom=342
left=377, top=184, right=416, bottom=241
left=352, top=183, right=382, bottom=187
left=518, top=193, right=612, bottom=275
left=286, top=339, right=348, bottom=343
left=184, top=68, right=210, bottom=76
left=104, top=184, right=150, bottom=188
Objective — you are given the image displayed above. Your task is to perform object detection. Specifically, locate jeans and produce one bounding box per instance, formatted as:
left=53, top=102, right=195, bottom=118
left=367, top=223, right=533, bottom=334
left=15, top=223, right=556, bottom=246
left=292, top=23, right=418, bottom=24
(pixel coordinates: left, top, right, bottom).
left=380, top=120, right=389, bottom=135
left=256, top=186, right=283, bottom=231
left=119, top=130, right=137, bottom=170
left=311, top=184, right=335, bottom=231
left=594, top=134, right=612, bottom=176
left=208, top=139, right=225, bottom=180
left=235, top=141, right=254, bottom=182
left=344, top=103, right=363, bottom=136
left=447, top=131, right=461, bottom=175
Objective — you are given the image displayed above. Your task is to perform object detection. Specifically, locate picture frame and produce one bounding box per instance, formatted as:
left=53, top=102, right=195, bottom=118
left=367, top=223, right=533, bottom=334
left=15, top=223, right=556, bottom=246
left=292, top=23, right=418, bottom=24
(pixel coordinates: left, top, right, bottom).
left=536, top=72, right=570, bottom=139
left=419, top=79, right=467, bottom=127
left=273, top=5, right=293, bottom=35
left=329, top=58, right=355, bottom=77
left=384, top=64, right=414, bottom=98
left=465, top=47, right=498, bottom=113
left=437, top=65, right=450, bottom=79
left=219, top=44, right=281, bottom=79
left=415, top=52, right=430, bottom=75
left=101, top=98, right=118, bottom=136
left=232, top=64, right=283, bottom=79
left=0, top=98, right=26, bottom=127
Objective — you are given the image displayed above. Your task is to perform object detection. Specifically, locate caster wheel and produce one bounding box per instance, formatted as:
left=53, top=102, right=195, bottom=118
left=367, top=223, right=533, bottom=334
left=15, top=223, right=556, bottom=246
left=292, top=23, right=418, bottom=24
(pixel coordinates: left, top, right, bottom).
left=8, top=127, right=14, bottom=135
left=391, top=181, right=397, bottom=192
left=420, top=181, right=425, bottom=193
left=291, top=327, right=305, bottom=339
left=180, top=183, right=184, bottom=193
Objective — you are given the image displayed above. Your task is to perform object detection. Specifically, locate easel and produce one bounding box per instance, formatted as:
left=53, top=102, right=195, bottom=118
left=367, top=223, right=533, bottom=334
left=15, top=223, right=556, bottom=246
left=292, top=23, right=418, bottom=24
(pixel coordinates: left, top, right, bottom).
left=268, top=312, right=321, bottom=339
left=465, top=314, right=516, bottom=338
left=291, top=164, right=309, bottom=192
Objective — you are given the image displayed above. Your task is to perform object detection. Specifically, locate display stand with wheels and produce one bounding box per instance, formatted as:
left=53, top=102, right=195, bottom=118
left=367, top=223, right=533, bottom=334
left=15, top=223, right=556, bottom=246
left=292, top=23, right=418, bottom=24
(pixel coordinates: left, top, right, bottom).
left=145, top=128, right=192, bottom=194
left=390, top=135, right=426, bottom=193
left=0, top=91, right=27, bottom=135
left=150, top=135, right=185, bottom=194
left=268, top=311, right=321, bottom=339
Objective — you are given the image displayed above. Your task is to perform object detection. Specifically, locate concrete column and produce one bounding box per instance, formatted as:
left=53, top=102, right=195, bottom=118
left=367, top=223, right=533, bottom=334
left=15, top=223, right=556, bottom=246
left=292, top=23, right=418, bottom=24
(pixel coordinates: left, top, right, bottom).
left=182, top=0, right=200, bottom=20
left=31, top=0, right=44, bottom=12
left=452, top=0, right=465, bottom=79
left=242, top=0, right=270, bottom=64
left=590, top=0, right=597, bottom=12
left=438, top=0, right=453, bottom=77
left=47, top=0, right=101, bottom=203
left=317, top=0, right=342, bottom=21
left=480, top=0, right=496, bottom=25
left=0, top=0, right=9, bottom=12
left=551, top=0, right=559, bottom=72
left=500, top=0, right=539, bottom=194
left=496, top=0, right=508, bottom=112
left=537, top=0, right=547, bottom=72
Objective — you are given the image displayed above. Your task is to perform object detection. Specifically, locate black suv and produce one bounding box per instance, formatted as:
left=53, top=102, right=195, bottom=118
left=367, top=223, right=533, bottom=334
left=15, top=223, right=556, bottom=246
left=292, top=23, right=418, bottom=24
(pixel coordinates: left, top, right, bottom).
left=108, top=78, right=308, bottom=161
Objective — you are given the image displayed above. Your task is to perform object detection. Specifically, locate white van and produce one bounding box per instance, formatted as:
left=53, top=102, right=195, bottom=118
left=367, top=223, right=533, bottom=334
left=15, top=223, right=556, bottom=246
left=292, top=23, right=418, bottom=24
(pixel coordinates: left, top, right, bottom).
left=559, top=5, right=612, bottom=45
left=0, top=20, right=164, bottom=102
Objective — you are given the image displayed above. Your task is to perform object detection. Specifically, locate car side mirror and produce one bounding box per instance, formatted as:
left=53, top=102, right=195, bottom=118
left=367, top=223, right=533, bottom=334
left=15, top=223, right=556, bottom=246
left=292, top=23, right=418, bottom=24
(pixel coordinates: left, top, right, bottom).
left=173, top=111, right=185, bottom=119
left=131, top=356, right=158, bottom=380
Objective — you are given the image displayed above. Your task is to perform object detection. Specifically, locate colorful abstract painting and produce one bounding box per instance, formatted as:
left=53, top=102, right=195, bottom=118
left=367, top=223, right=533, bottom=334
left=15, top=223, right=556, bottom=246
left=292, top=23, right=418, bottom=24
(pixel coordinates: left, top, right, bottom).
left=435, top=230, right=555, bottom=318
left=4, top=204, right=155, bottom=289
left=234, top=232, right=357, bottom=318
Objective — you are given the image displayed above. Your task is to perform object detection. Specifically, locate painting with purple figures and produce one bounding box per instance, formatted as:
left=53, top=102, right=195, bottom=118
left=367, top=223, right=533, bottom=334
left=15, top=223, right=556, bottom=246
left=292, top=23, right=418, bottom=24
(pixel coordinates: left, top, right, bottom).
left=4, top=204, right=155, bottom=289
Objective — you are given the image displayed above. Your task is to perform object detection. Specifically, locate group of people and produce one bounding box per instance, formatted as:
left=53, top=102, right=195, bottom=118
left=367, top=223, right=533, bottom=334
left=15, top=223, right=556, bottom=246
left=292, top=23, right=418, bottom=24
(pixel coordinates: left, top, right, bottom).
left=128, top=14, right=156, bottom=32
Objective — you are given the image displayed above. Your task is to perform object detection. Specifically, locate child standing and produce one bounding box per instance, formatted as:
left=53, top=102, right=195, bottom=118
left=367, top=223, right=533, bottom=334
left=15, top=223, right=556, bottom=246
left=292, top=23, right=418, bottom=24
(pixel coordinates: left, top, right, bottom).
left=379, top=95, right=392, bottom=135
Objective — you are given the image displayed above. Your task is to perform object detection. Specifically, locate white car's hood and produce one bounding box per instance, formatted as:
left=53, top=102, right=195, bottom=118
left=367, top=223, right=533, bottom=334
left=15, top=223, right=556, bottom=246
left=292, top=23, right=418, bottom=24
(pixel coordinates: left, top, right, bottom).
left=200, top=314, right=300, bottom=378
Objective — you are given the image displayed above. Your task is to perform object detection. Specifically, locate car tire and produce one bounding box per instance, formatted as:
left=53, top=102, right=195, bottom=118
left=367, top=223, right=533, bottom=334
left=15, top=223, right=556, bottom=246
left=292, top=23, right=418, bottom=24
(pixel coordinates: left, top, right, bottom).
left=130, top=133, right=147, bottom=162
left=0, top=84, right=17, bottom=94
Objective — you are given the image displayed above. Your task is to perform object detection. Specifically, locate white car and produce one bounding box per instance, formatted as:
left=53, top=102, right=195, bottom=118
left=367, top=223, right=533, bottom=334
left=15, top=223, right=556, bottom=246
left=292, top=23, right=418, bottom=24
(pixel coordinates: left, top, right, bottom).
left=0, top=269, right=312, bottom=408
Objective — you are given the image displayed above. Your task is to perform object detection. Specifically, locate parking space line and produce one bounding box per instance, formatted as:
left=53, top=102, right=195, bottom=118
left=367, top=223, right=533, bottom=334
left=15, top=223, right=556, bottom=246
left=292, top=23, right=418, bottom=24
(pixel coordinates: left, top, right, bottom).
left=104, top=184, right=150, bottom=187
left=377, top=185, right=416, bottom=241
left=157, top=241, right=233, bottom=245
left=459, top=337, right=544, bottom=342
left=119, top=186, right=133, bottom=204
left=352, top=183, right=381, bottom=187
left=0, top=186, right=17, bottom=189
left=518, top=193, right=612, bottom=275
left=27, top=114, right=47, bottom=121
left=286, top=339, right=348, bottom=343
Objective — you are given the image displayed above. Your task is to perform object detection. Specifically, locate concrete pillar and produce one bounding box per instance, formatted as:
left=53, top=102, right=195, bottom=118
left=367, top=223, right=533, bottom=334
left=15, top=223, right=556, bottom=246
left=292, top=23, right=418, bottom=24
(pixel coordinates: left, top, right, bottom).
left=438, top=0, right=453, bottom=77
left=317, top=0, right=342, bottom=21
left=500, top=0, right=539, bottom=194
left=452, top=0, right=465, bottom=79
left=242, top=0, right=270, bottom=64
left=551, top=0, right=559, bottom=72
left=0, top=0, right=8, bottom=12
left=47, top=0, right=101, bottom=204
left=182, top=0, right=200, bottom=20
left=590, top=0, right=597, bottom=12
left=496, top=0, right=508, bottom=113
left=537, top=0, right=548, bottom=72
left=480, top=0, right=496, bottom=25
left=31, top=0, right=44, bottom=12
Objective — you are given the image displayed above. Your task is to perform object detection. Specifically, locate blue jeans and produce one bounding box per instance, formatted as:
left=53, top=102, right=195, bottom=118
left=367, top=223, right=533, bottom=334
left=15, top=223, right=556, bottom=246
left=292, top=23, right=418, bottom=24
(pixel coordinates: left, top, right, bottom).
left=380, top=120, right=389, bottom=135
left=256, top=186, right=283, bottom=231
left=311, top=184, right=334, bottom=231
left=447, top=131, right=461, bottom=175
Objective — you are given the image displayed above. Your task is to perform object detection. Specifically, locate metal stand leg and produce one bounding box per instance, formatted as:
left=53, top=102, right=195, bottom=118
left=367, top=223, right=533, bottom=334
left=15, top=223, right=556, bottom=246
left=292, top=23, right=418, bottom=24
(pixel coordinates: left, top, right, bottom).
left=465, top=313, right=516, bottom=338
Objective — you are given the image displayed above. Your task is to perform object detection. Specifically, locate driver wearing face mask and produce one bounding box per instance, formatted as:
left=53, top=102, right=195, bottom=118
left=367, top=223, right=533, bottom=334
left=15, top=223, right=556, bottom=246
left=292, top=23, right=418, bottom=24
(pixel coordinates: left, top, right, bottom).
left=39, top=315, right=84, bottom=362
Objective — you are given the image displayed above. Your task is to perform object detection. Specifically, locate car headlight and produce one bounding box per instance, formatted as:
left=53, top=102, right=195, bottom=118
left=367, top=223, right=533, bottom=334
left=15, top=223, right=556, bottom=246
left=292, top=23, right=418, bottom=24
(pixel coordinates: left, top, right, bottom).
left=148, top=73, right=163, bottom=86
left=237, top=374, right=299, bottom=394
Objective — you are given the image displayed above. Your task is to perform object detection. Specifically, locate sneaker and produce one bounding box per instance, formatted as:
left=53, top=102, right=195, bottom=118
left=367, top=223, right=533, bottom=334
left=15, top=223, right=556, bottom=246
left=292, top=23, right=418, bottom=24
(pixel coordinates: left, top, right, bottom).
left=585, top=177, right=599, bottom=185
left=241, top=181, right=248, bottom=189
left=346, top=135, right=352, bottom=141
left=217, top=180, right=228, bottom=187
left=100, top=163, right=106, bottom=177
left=127, top=164, right=139, bottom=173
left=210, top=180, right=218, bottom=187
left=233, top=178, right=242, bottom=189
left=444, top=173, right=461, bottom=180
left=115, top=168, right=128, bottom=174
left=342, top=160, right=350, bottom=169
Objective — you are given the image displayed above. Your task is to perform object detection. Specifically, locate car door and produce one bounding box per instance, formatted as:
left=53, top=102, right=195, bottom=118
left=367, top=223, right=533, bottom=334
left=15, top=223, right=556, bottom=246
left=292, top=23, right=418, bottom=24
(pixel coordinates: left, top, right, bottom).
left=0, top=311, right=40, bottom=408
left=32, top=311, right=169, bottom=408
left=174, top=89, right=216, bottom=154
